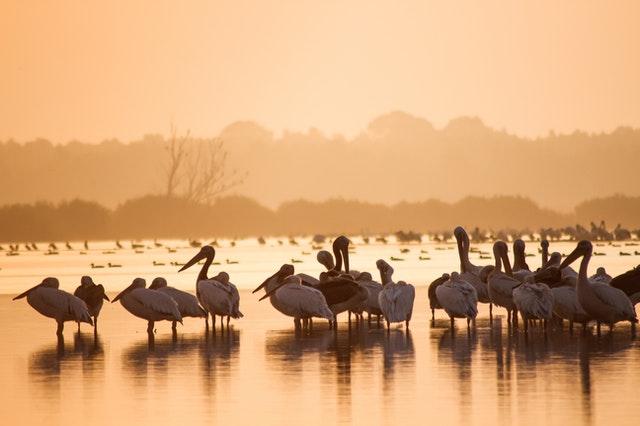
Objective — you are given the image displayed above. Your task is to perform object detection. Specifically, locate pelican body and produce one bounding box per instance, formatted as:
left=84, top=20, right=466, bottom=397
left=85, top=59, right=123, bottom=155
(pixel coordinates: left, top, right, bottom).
left=254, top=264, right=334, bottom=330
left=179, top=246, right=243, bottom=329
left=112, top=278, right=182, bottom=333
left=149, top=277, right=207, bottom=330
left=73, top=275, right=109, bottom=332
left=435, top=272, right=478, bottom=329
left=428, top=273, right=450, bottom=321
left=376, top=260, right=415, bottom=329
left=454, top=227, right=491, bottom=304
left=14, top=277, right=93, bottom=335
left=487, top=241, right=520, bottom=325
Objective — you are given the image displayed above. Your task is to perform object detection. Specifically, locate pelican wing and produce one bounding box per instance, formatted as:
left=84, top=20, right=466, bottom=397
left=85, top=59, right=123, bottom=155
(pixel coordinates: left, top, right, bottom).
left=157, top=287, right=206, bottom=317
left=379, top=283, right=415, bottom=322
left=37, top=288, right=93, bottom=324
left=436, top=279, right=478, bottom=318
left=130, top=288, right=181, bottom=321
left=514, top=282, right=554, bottom=319
left=297, top=273, right=320, bottom=287
left=277, top=285, right=333, bottom=319
left=551, top=286, right=587, bottom=320
left=591, top=282, right=637, bottom=320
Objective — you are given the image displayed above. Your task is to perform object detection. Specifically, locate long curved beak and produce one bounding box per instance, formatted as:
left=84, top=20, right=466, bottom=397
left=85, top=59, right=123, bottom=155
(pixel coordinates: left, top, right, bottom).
left=342, top=245, right=350, bottom=273
left=179, top=251, right=207, bottom=272
left=111, top=289, right=126, bottom=303
left=560, top=247, right=581, bottom=270
left=13, top=284, right=40, bottom=300
left=103, top=293, right=110, bottom=301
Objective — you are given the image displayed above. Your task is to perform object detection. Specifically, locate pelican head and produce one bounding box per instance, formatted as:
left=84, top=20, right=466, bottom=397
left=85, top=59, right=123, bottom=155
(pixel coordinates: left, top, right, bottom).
left=112, top=277, right=146, bottom=303
left=149, top=277, right=168, bottom=290
left=453, top=226, right=467, bottom=242
left=252, top=264, right=295, bottom=297
left=560, top=240, right=593, bottom=270
left=355, top=271, right=372, bottom=281
left=179, top=245, right=215, bottom=272
left=316, top=250, right=335, bottom=270
left=514, top=239, right=525, bottom=253
left=213, top=272, right=230, bottom=285
left=450, top=271, right=460, bottom=280
left=541, top=240, right=549, bottom=250
left=548, top=252, right=562, bottom=266
left=479, top=265, right=495, bottom=283
left=376, top=259, right=394, bottom=284
left=80, top=275, right=94, bottom=287
left=13, top=277, right=59, bottom=300
left=596, top=266, right=606, bottom=274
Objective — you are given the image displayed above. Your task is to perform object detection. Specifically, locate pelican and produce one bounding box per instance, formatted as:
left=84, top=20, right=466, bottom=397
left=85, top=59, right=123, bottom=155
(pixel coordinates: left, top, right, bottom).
left=512, top=274, right=554, bottom=332
left=149, top=277, right=207, bottom=330
left=609, top=265, right=640, bottom=306
left=435, top=272, right=478, bottom=329
left=487, top=241, right=520, bottom=325
left=178, top=246, right=243, bottom=329
left=559, top=240, right=637, bottom=332
left=73, top=276, right=109, bottom=332
left=428, top=273, right=450, bottom=321
left=253, top=264, right=334, bottom=330
left=352, top=271, right=384, bottom=325
left=454, top=227, right=492, bottom=314
left=112, top=278, right=182, bottom=333
left=311, top=236, right=368, bottom=327
left=13, top=277, right=93, bottom=335
left=376, top=260, right=415, bottom=329
left=512, top=239, right=533, bottom=282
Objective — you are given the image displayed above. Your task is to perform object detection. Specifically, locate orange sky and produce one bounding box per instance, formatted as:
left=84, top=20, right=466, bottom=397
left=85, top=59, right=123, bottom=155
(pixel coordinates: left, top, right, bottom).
left=1, top=0, right=639, bottom=143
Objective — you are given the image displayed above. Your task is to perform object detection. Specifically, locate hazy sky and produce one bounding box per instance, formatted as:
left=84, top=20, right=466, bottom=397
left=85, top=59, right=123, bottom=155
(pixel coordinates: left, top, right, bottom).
left=1, top=1, right=639, bottom=143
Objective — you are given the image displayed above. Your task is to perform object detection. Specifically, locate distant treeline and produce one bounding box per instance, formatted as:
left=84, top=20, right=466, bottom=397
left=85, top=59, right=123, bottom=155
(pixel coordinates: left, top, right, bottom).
left=0, top=194, right=638, bottom=242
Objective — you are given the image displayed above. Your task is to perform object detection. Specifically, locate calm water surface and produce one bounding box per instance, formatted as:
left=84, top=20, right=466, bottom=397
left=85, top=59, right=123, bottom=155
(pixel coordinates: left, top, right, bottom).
left=0, top=238, right=639, bottom=425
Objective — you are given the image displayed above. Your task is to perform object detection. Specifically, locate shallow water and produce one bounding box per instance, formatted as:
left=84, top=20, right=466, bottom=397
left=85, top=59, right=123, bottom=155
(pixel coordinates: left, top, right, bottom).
left=1, top=238, right=639, bottom=425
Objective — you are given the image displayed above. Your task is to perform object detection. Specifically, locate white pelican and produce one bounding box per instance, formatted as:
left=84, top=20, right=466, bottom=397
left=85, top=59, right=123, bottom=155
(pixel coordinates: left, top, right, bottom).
left=13, top=277, right=93, bottom=335
left=376, top=260, right=415, bottom=329
left=149, top=277, right=207, bottom=330
left=487, top=241, right=520, bottom=325
left=560, top=240, right=637, bottom=332
left=512, top=274, right=554, bottom=332
left=178, top=246, right=243, bottom=329
left=352, top=271, right=384, bottom=325
left=253, top=264, right=334, bottom=330
left=112, top=278, right=182, bottom=333
left=435, top=272, right=478, bottom=329
left=428, top=273, right=450, bottom=321
left=454, top=227, right=492, bottom=314
left=73, top=276, right=109, bottom=332
left=512, top=239, right=533, bottom=282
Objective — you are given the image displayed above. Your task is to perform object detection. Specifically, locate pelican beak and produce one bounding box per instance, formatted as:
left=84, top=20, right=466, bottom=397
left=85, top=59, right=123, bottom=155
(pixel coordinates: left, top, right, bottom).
left=342, top=244, right=350, bottom=273
left=12, top=283, right=41, bottom=300
left=102, top=293, right=110, bottom=301
left=111, top=287, right=129, bottom=303
left=258, top=279, right=287, bottom=301
left=179, top=250, right=208, bottom=272
left=253, top=271, right=278, bottom=294
left=559, top=246, right=582, bottom=270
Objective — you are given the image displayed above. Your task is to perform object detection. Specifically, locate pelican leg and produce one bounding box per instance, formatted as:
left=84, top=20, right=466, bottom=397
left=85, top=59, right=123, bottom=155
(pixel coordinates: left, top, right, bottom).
left=77, top=322, right=80, bottom=332
left=466, top=317, right=471, bottom=330
left=513, top=310, right=519, bottom=328
left=294, top=318, right=302, bottom=330
left=172, top=320, right=177, bottom=331
left=450, top=317, right=455, bottom=329
left=56, top=321, right=64, bottom=336
left=220, top=315, right=224, bottom=330
left=386, top=320, right=390, bottom=330
left=377, top=315, right=381, bottom=327
left=569, top=320, right=574, bottom=334
left=523, top=317, right=529, bottom=334
left=147, top=321, right=154, bottom=334
left=205, top=313, right=209, bottom=329
left=405, top=318, right=410, bottom=330
left=597, top=321, right=601, bottom=336
left=348, top=311, right=352, bottom=325
left=212, top=314, right=216, bottom=330
left=368, top=312, right=371, bottom=326
left=93, top=316, right=98, bottom=333
left=227, top=316, right=230, bottom=327
left=489, top=303, right=493, bottom=321
left=309, top=318, right=313, bottom=331
left=431, top=308, right=435, bottom=321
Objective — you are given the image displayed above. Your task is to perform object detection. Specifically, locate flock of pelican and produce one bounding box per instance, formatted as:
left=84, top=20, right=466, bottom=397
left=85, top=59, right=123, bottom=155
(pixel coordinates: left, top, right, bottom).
left=12, top=228, right=640, bottom=338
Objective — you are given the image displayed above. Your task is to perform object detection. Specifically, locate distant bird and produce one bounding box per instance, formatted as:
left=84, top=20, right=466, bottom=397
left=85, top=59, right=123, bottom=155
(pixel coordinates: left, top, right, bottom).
left=107, top=262, right=122, bottom=268
left=13, top=277, right=93, bottom=335
left=427, top=273, right=450, bottom=321
left=149, top=277, right=207, bottom=330
left=48, top=242, right=57, bottom=251
left=115, top=240, right=123, bottom=249
left=376, top=260, right=415, bottom=329
left=73, top=276, right=109, bottom=332
left=254, top=265, right=333, bottom=330
left=112, top=278, right=182, bottom=333
left=179, top=246, right=242, bottom=329
left=154, top=239, right=163, bottom=248
left=65, top=241, right=73, bottom=250
left=90, top=263, right=104, bottom=269
left=435, top=272, right=478, bottom=329
left=84, top=240, right=89, bottom=250
left=153, top=261, right=165, bottom=266
left=560, top=241, right=637, bottom=332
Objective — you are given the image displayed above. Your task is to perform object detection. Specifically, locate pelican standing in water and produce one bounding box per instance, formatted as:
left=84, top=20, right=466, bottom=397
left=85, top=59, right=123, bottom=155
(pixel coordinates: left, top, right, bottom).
left=112, top=278, right=182, bottom=333
left=178, top=246, right=243, bottom=330
left=512, top=274, right=554, bottom=333
left=559, top=240, right=637, bottom=333
left=428, top=273, right=450, bottom=321
left=73, top=276, right=109, bottom=332
left=487, top=241, right=520, bottom=325
left=14, top=277, right=93, bottom=336
left=352, top=271, right=384, bottom=325
left=149, top=277, right=207, bottom=331
left=435, top=272, right=478, bottom=329
left=454, top=227, right=493, bottom=316
left=253, top=264, right=334, bottom=330
left=376, top=260, right=415, bottom=329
